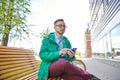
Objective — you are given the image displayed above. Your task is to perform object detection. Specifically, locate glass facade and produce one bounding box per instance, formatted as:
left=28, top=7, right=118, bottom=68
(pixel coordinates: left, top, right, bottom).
left=92, top=24, right=120, bottom=57
left=89, top=0, right=120, bottom=59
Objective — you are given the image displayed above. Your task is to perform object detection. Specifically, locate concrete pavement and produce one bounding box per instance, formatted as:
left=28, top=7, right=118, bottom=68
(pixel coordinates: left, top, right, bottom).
left=77, top=58, right=120, bottom=80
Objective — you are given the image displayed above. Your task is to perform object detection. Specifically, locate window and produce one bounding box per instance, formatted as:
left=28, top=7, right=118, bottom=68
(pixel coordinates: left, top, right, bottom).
left=97, top=3, right=104, bottom=22
left=107, top=0, right=111, bottom=4
left=111, top=24, right=120, bottom=53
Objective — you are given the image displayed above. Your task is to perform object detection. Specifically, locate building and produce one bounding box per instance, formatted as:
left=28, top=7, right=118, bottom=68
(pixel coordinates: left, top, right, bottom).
left=88, top=0, right=120, bottom=57
left=85, top=28, right=92, bottom=57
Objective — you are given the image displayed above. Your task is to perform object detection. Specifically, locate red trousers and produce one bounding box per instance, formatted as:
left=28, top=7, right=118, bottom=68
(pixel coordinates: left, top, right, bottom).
left=49, top=59, right=91, bottom=80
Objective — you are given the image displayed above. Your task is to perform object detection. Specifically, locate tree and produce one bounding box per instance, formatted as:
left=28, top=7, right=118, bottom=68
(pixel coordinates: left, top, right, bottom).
left=0, top=0, right=31, bottom=46
left=40, top=27, right=51, bottom=40
left=112, top=47, right=115, bottom=54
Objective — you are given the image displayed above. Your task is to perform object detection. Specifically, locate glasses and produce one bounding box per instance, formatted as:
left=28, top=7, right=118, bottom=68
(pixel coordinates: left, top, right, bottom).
left=55, top=24, right=67, bottom=28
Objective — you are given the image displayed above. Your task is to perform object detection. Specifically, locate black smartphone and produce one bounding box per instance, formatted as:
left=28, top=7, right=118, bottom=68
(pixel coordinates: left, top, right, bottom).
left=71, top=48, right=77, bottom=52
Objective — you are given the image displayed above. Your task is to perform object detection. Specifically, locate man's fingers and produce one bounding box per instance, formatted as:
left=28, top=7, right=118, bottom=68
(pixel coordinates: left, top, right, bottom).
left=67, top=50, right=74, bottom=58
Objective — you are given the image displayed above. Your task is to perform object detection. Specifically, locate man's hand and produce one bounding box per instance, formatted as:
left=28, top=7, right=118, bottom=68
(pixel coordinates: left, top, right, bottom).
left=67, top=50, right=75, bottom=58
left=59, top=48, right=69, bottom=56
left=59, top=48, right=75, bottom=58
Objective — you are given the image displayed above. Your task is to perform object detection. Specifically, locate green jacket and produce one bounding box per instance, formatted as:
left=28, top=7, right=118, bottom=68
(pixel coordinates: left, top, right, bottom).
left=38, top=32, right=75, bottom=80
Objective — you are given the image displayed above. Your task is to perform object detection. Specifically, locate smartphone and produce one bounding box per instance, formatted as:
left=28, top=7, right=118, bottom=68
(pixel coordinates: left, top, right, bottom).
left=71, top=48, right=77, bottom=52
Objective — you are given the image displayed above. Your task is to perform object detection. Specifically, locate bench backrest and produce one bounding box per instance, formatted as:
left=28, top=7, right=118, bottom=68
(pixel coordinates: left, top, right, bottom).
left=0, top=46, right=39, bottom=80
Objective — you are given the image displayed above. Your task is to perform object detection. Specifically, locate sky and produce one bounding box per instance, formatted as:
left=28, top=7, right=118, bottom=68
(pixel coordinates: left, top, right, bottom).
left=10, top=0, right=90, bottom=53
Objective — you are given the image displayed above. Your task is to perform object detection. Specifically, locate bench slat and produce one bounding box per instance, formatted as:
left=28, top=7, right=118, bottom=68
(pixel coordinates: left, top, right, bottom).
left=0, top=57, right=32, bottom=61
left=17, top=71, right=38, bottom=80
left=0, top=46, right=33, bottom=53
left=0, top=64, right=38, bottom=74
left=0, top=59, right=37, bottom=65
left=0, top=51, right=33, bottom=54
left=0, top=54, right=34, bottom=58
left=0, top=62, right=38, bottom=70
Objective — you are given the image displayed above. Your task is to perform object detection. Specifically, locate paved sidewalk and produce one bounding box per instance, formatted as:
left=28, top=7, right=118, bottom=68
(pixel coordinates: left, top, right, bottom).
left=77, top=58, right=120, bottom=80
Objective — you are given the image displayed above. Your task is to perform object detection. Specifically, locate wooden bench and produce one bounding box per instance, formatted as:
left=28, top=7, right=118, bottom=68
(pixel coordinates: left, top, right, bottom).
left=0, top=46, right=39, bottom=80
left=0, top=46, right=86, bottom=80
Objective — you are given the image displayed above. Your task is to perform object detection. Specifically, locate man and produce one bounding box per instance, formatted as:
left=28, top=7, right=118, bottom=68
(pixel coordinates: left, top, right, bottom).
left=38, top=19, right=96, bottom=80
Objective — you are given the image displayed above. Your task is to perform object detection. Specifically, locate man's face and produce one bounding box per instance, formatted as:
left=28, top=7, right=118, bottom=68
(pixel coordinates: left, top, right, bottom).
left=54, top=21, right=66, bottom=35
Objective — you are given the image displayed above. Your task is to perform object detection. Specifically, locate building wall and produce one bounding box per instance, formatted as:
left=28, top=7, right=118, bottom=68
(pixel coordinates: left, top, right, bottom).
left=89, top=0, right=120, bottom=57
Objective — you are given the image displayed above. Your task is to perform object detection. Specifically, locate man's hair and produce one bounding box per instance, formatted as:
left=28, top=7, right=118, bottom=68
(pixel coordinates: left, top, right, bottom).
left=54, top=19, right=64, bottom=25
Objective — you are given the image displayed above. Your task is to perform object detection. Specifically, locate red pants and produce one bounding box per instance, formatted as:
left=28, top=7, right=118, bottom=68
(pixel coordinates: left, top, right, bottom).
left=49, top=59, right=91, bottom=80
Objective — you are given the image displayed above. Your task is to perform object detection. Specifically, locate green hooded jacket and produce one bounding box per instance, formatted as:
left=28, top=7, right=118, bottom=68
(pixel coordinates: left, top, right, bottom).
left=38, top=32, right=75, bottom=80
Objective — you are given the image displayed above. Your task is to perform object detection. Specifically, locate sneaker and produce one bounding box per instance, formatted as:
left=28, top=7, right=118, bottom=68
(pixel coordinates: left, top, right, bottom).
left=88, top=74, right=101, bottom=80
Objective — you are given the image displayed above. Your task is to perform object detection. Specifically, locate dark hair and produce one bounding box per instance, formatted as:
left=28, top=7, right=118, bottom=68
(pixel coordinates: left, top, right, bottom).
left=54, top=19, right=64, bottom=25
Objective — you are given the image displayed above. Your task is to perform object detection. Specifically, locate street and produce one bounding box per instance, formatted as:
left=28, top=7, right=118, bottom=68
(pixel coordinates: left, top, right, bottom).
left=78, top=58, right=120, bottom=80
